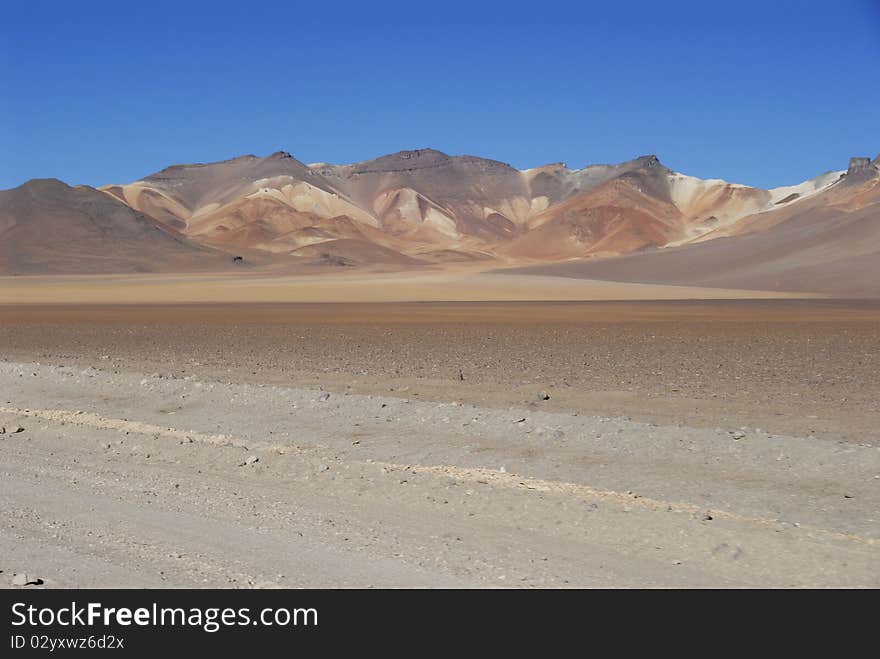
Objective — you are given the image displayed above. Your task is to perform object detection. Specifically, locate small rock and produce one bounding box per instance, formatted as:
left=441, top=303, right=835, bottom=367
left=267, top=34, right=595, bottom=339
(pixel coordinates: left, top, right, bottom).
left=537, top=391, right=550, bottom=401
left=702, top=512, right=714, bottom=521
left=731, top=431, right=746, bottom=440
left=239, top=455, right=259, bottom=467
left=317, top=392, right=331, bottom=402
left=12, top=573, right=41, bottom=586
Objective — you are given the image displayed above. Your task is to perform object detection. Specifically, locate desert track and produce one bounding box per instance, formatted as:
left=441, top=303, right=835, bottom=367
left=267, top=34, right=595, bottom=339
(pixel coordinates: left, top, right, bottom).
left=2, top=360, right=877, bottom=587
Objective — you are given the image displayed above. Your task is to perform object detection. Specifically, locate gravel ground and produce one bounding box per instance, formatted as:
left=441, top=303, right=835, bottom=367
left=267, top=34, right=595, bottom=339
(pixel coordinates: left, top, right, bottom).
left=1, top=300, right=879, bottom=443
left=1, top=300, right=878, bottom=587
left=1, top=358, right=877, bottom=588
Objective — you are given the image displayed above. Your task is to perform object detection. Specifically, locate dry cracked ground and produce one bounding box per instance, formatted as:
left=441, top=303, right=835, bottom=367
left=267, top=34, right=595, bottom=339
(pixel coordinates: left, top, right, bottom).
left=1, top=300, right=879, bottom=587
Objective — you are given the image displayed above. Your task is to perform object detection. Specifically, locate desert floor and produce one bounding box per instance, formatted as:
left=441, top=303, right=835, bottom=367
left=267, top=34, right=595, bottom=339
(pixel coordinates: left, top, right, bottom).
left=0, top=273, right=878, bottom=587
left=0, top=271, right=813, bottom=304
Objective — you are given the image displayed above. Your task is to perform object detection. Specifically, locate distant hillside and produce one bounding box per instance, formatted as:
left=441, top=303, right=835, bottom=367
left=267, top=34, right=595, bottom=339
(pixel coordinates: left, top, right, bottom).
left=502, top=157, right=880, bottom=296
left=2, top=149, right=878, bottom=293
left=0, top=179, right=229, bottom=274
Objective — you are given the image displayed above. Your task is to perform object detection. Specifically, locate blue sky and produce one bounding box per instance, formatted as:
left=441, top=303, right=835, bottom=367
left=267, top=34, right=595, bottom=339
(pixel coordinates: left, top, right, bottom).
left=1, top=0, right=878, bottom=189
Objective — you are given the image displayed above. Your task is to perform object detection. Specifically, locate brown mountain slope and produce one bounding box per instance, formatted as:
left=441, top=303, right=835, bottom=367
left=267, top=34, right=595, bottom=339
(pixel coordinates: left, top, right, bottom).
left=190, top=196, right=421, bottom=262
left=502, top=160, right=880, bottom=296
left=0, top=179, right=228, bottom=275
left=500, top=177, right=683, bottom=260
left=289, top=238, right=426, bottom=267
left=105, top=151, right=375, bottom=230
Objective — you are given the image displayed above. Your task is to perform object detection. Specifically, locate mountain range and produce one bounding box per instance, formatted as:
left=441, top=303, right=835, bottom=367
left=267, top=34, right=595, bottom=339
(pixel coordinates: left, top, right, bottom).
left=2, top=149, right=879, bottom=294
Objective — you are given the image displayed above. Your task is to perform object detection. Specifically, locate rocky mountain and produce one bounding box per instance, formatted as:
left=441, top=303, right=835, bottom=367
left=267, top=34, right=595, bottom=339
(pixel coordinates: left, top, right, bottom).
left=2, top=149, right=877, bottom=287
left=97, top=149, right=863, bottom=267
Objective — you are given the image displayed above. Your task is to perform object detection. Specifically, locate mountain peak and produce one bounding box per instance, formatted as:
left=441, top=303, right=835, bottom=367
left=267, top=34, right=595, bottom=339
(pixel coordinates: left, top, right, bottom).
left=847, top=157, right=873, bottom=174
left=17, top=178, right=71, bottom=194
left=23, top=177, right=68, bottom=186
left=352, top=149, right=452, bottom=174
left=634, top=154, right=662, bottom=169
left=844, top=156, right=879, bottom=183
left=397, top=148, right=448, bottom=158
left=527, top=162, right=569, bottom=175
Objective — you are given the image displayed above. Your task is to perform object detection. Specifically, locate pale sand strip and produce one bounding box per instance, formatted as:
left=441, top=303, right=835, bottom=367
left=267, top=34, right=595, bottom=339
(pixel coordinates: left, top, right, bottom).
left=3, top=404, right=872, bottom=549
left=0, top=272, right=813, bottom=304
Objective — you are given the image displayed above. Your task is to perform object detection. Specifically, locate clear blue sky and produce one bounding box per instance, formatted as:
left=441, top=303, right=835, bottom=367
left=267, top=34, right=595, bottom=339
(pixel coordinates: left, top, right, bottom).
left=1, top=0, right=878, bottom=190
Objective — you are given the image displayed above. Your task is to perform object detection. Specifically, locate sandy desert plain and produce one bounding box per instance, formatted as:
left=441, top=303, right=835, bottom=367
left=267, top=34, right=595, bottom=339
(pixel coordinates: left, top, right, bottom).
left=1, top=267, right=879, bottom=588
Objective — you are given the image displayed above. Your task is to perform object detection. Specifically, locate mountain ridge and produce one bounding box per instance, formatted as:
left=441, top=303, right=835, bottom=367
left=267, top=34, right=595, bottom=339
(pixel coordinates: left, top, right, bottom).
left=2, top=149, right=877, bottom=291
left=99, top=148, right=860, bottom=263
